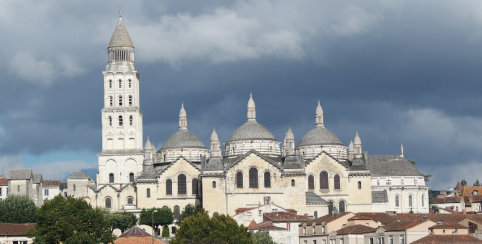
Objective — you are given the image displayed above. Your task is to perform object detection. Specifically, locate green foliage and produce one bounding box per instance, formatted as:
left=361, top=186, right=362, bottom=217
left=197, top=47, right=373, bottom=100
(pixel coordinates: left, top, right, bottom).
left=162, top=225, right=170, bottom=237
left=409, top=160, right=416, bottom=165
left=104, top=212, right=138, bottom=233
left=27, top=195, right=114, bottom=244
left=139, top=207, right=173, bottom=235
left=0, top=195, right=37, bottom=223
left=409, top=208, right=414, bottom=214
left=432, top=205, right=440, bottom=213
left=177, top=204, right=207, bottom=226
left=251, top=231, right=276, bottom=244
left=474, top=179, right=480, bottom=186
left=170, top=212, right=253, bottom=244
left=461, top=180, right=467, bottom=187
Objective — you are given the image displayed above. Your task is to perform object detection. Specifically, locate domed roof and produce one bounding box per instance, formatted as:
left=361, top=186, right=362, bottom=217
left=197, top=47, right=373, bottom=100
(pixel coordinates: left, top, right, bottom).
left=159, top=129, right=207, bottom=150
left=228, top=121, right=276, bottom=142
left=297, top=126, right=343, bottom=147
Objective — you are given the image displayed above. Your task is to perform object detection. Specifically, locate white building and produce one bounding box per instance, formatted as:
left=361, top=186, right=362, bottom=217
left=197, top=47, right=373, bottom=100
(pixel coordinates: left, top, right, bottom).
left=42, top=180, right=61, bottom=201
left=0, top=176, right=7, bottom=201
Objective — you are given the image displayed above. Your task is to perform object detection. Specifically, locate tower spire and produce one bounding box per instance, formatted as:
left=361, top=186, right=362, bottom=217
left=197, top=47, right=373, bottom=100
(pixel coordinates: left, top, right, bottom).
left=315, top=100, right=324, bottom=127
left=247, top=93, right=256, bottom=122
left=210, top=127, right=222, bottom=157
left=179, top=103, right=187, bottom=130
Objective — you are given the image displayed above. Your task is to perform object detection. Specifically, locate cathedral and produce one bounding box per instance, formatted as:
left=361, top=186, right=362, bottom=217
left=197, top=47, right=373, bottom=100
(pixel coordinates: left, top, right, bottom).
left=67, top=14, right=430, bottom=218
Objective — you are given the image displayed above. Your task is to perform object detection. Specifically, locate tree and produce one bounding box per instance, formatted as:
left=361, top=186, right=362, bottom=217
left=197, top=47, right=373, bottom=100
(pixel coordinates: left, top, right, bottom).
left=170, top=212, right=253, bottom=244
left=474, top=179, right=480, bottom=186
left=251, top=231, right=276, bottom=244
left=27, top=195, right=114, bottom=243
left=177, top=204, right=207, bottom=226
left=104, top=212, right=138, bottom=233
left=139, top=207, right=173, bottom=235
left=162, top=225, right=170, bottom=237
left=461, top=180, right=467, bottom=187
left=432, top=205, right=440, bottom=213
left=0, top=195, right=37, bottom=223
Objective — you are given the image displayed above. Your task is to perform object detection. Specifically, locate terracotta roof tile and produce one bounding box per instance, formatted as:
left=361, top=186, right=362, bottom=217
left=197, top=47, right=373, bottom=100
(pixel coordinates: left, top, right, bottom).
left=395, top=213, right=468, bottom=223
left=257, top=221, right=287, bottom=231
left=120, top=226, right=151, bottom=237
left=305, top=212, right=352, bottom=226
left=463, top=186, right=482, bottom=196
left=263, top=212, right=311, bottom=222
left=0, top=224, right=11, bottom=235
left=5, top=224, right=35, bottom=235
left=248, top=220, right=259, bottom=230
left=429, top=223, right=467, bottom=229
left=114, top=236, right=167, bottom=244
left=432, top=196, right=463, bottom=203
left=455, top=182, right=463, bottom=192
left=412, top=234, right=482, bottom=244
left=383, top=220, right=430, bottom=231
left=352, top=212, right=397, bottom=225
left=0, top=176, right=7, bottom=185
left=43, top=180, right=61, bottom=186
left=335, top=225, right=376, bottom=235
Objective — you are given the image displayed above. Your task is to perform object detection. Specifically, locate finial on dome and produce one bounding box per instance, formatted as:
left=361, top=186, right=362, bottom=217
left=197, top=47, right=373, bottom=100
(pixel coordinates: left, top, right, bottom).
left=179, top=103, right=187, bottom=130
left=247, top=93, right=256, bottom=122
left=315, top=100, right=324, bottom=127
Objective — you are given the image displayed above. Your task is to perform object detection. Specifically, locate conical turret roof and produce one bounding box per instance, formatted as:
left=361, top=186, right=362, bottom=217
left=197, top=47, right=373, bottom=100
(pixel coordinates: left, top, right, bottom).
left=109, top=15, right=134, bottom=48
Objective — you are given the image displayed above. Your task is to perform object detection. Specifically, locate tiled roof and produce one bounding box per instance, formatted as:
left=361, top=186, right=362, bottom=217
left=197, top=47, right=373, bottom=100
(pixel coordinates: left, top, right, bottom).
left=114, top=237, right=167, bottom=244
left=352, top=213, right=397, bottom=226
left=455, top=182, right=463, bottom=192
left=257, top=221, right=287, bottom=231
left=369, top=155, right=422, bottom=176
left=431, top=196, right=463, bottom=203
left=120, top=226, right=151, bottom=237
left=382, top=220, right=430, bottom=231
left=33, top=173, right=42, bottom=184
left=108, top=16, right=134, bottom=48
left=429, top=223, right=467, bottom=229
left=7, top=169, right=32, bottom=180
left=306, top=192, right=328, bottom=204
left=235, top=207, right=258, bottom=215
left=305, top=212, right=352, bottom=226
left=0, top=223, right=35, bottom=235
left=0, top=176, right=7, bottom=185
left=59, top=182, right=68, bottom=190
left=463, top=186, right=482, bottom=197
left=335, top=225, right=376, bottom=235
left=395, top=213, right=468, bottom=224
left=43, top=180, right=61, bottom=186
left=263, top=212, right=311, bottom=222
left=248, top=220, right=259, bottom=230
left=68, top=171, right=91, bottom=179
left=411, top=234, right=482, bottom=244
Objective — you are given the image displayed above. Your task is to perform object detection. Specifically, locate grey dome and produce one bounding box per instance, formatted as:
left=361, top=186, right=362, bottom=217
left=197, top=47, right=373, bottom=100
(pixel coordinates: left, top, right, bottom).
left=228, top=121, right=276, bottom=142
left=297, top=127, right=343, bottom=147
left=160, top=129, right=207, bottom=150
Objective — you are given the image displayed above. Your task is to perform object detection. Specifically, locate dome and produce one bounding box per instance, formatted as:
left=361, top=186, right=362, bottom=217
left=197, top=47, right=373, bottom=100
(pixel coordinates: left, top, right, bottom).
left=159, top=130, right=207, bottom=150
left=297, top=126, right=343, bottom=147
left=228, top=121, right=276, bottom=142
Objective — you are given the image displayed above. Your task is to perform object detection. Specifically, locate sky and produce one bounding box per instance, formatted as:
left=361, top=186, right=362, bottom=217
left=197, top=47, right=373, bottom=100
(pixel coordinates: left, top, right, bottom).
left=0, top=0, right=481, bottom=189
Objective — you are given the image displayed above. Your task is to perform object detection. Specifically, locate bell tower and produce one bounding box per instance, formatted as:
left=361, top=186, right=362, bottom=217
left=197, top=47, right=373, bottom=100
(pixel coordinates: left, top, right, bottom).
left=97, top=11, right=144, bottom=187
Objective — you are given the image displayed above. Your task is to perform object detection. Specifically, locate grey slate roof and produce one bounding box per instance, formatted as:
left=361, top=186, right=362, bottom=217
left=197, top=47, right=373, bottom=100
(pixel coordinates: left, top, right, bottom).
left=351, top=158, right=369, bottom=171
left=59, top=182, right=68, bottom=191
left=68, top=171, right=91, bottom=180
left=159, top=129, right=207, bottom=150
left=228, top=121, right=276, bottom=142
left=369, top=155, right=422, bottom=177
left=109, top=17, right=134, bottom=47
left=33, top=174, right=42, bottom=184
left=205, top=157, right=224, bottom=171
left=372, top=190, right=388, bottom=203
left=297, top=126, right=343, bottom=147
left=283, top=155, right=302, bottom=169
left=306, top=192, right=328, bottom=204
left=7, top=169, right=32, bottom=180
left=224, top=150, right=283, bottom=170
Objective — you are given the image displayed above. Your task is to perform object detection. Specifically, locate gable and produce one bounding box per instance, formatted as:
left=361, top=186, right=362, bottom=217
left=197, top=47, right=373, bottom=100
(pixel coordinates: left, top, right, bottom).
left=226, top=152, right=283, bottom=176
left=225, top=150, right=282, bottom=171
left=159, top=157, right=201, bottom=180
left=305, top=152, right=349, bottom=176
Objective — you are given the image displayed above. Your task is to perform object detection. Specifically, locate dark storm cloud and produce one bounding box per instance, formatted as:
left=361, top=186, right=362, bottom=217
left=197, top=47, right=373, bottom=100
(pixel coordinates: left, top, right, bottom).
left=0, top=0, right=480, bottom=187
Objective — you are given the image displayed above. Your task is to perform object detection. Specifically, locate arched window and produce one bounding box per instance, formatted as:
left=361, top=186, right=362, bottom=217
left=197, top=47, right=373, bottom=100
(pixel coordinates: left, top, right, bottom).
left=422, top=195, right=425, bottom=207
left=109, top=96, right=113, bottom=106
left=129, top=173, right=134, bottom=182
left=108, top=116, right=112, bottom=126
left=308, top=175, right=314, bottom=190
left=264, top=172, right=271, bottom=188
left=192, top=178, right=198, bottom=195
left=119, top=96, right=123, bottom=106
left=128, top=79, right=132, bottom=88
left=17, top=185, right=20, bottom=192
left=178, top=174, right=187, bottom=194
left=236, top=172, right=243, bottom=188
left=109, top=80, right=112, bottom=88
left=174, top=205, right=180, bottom=219
left=213, top=212, right=219, bottom=216
left=358, top=181, right=361, bottom=189
left=129, top=116, right=133, bottom=126
left=291, top=179, right=295, bottom=186
left=163, top=206, right=168, bottom=209
left=119, top=79, right=122, bottom=88
left=129, top=95, right=133, bottom=106
left=105, top=198, right=112, bottom=208
left=339, top=201, right=345, bottom=212
left=127, top=197, right=133, bottom=205
left=147, top=188, right=151, bottom=198
left=166, top=179, right=172, bottom=195
left=249, top=168, right=258, bottom=188
left=334, top=175, right=340, bottom=189
left=328, top=201, right=334, bottom=214
left=395, top=195, right=400, bottom=207
left=119, top=116, right=123, bottom=126
left=212, top=181, right=216, bottom=188
left=409, top=195, right=413, bottom=208
left=320, top=171, right=328, bottom=189
left=314, top=211, right=318, bottom=218
left=109, top=173, right=114, bottom=183
left=73, top=184, right=76, bottom=191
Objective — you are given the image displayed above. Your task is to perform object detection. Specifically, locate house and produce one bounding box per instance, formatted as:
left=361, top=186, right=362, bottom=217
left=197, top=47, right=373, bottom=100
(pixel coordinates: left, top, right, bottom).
left=114, top=226, right=167, bottom=244
left=42, top=180, right=61, bottom=201
left=0, top=176, right=7, bottom=201
left=299, top=212, right=355, bottom=244
left=428, top=223, right=468, bottom=235
left=7, top=169, right=43, bottom=206
left=330, top=225, right=376, bottom=244
left=0, top=223, right=35, bottom=244
left=263, top=211, right=311, bottom=244
left=364, top=219, right=436, bottom=244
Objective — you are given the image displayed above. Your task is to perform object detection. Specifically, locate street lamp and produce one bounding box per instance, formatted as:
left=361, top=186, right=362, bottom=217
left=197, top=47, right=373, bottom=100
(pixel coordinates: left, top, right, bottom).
left=152, top=210, right=158, bottom=244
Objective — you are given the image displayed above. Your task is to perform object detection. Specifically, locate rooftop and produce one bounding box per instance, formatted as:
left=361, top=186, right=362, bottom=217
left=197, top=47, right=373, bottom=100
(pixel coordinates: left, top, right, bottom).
left=0, top=223, right=35, bottom=236
left=0, top=176, right=7, bottom=185
left=263, top=212, right=311, bottom=222
left=43, top=180, right=61, bottom=186
left=335, top=225, right=376, bottom=235
left=305, top=212, right=352, bottom=226
left=429, top=223, right=467, bottom=229
left=369, top=155, right=422, bottom=177
left=351, top=212, right=397, bottom=226
left=382, top=220, right=431, bottom=232
left=411, top=234, right=482, bottom=244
